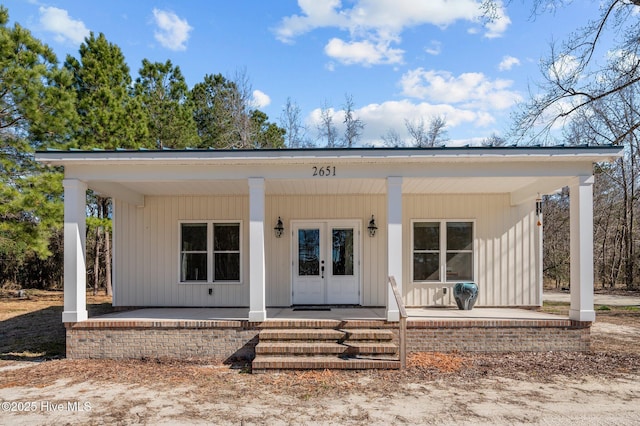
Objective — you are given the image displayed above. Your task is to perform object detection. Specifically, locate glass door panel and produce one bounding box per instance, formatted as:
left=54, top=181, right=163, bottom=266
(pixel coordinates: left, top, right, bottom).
left=298, top=229, right=320, bottom=276
left=332, top=229, right=354, bottom=276
left=293, top=224, right=325, bottom=305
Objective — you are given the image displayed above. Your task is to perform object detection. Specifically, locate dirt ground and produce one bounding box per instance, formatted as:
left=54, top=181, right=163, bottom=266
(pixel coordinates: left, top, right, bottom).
left=1, top=290, right=639, bottom=425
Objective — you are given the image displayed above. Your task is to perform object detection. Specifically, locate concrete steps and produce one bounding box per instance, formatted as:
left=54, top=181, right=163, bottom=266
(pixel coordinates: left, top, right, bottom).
left=252, top=323, right=400, bottom=373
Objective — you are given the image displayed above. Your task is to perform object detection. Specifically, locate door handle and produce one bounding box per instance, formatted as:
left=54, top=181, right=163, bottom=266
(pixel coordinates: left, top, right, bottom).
left=321, top=260, right=325, bottom=279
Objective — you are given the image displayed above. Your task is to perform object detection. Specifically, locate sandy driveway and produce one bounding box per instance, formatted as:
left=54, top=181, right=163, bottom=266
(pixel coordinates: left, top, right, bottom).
left=1, top=370, right=638, bottom=425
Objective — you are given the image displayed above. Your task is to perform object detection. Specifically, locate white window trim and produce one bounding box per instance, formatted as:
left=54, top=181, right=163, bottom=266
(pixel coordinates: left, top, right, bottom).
left=178, top=220, right=243, bottom=285
left=411, top=219, right=476, bottom=285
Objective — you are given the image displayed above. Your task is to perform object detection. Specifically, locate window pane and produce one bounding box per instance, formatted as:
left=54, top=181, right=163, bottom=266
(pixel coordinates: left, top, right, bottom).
left=214, top=253, right=240, bottom=281
left=413, top=253, right=440, bottom=281
left=447, top=222, right=473, bottom=251
left=332, top=229, right=354, bottom=276
left=414, top=222, right=439, bottom=250
left=181, top=253, right=207, bottom=281
left=446, top=252, right=473, bottom=281
left=181, top=223, right=207, bottom=251
left=298, top=229, right=320, bottom=276
left=214, top=223, right=240, bottom=251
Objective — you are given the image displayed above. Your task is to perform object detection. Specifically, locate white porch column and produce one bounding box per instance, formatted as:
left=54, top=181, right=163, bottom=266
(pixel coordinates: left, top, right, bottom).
left=62, top=179, right=88, bottom=323
left=569, top=175, right=595, bottom=322
left=248, top=177, right=267, bottom=322
left=387, top=177, right=403, bottom=321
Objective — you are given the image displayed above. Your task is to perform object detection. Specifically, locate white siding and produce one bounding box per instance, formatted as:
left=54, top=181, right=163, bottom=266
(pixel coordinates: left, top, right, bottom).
left=114, top=192, right=539, bottom=308
left=114, top=196, right=249, bottom=307
left=403, top=194, right=540, bottom=307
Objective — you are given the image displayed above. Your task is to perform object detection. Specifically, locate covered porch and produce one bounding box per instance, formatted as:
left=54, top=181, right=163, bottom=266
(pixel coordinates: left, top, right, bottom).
left=35, top=146, right=624, bottom=333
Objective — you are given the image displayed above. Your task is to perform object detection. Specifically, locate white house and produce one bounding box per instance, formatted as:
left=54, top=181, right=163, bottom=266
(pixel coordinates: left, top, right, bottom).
left=36, top=145, right=622, bottom=328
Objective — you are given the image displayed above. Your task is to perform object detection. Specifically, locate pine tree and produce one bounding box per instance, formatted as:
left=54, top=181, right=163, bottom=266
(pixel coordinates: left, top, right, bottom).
left=64, top=32, right=148, bottom=149
left=134, top=59, right=199, bottom=149
left=190, top=73, right=239, bottom=148
left=191, top=72, right=285, bottom=149
left=0, top=6, right=74, bottom=284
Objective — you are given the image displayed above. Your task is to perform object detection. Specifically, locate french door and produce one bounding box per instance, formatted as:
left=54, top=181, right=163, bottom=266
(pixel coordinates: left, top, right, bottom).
left=292, top=220, right=360, bottom=305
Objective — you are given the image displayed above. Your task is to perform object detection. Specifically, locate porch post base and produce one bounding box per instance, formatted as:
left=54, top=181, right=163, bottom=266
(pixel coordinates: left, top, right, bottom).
left=248, top=310, right=267, bottom=322
left=386, top=309, right=399, bottom=322
left=569, top=309, right=595, bottom=322
left=62, top=310, right=88, bottom=323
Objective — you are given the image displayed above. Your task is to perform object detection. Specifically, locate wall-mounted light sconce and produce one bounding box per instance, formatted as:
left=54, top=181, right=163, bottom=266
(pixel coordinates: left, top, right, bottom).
left=535, top=198, right=543, bottom=216
left=368, top=215, right=378, bottom=237
left=274, top=216, right=284, bottom=238
left=535, top=198, right=543, bottom=227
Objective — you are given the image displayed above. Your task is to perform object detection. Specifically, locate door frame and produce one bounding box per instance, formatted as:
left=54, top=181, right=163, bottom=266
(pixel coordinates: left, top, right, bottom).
left=291, top=219, right=362, bottom=305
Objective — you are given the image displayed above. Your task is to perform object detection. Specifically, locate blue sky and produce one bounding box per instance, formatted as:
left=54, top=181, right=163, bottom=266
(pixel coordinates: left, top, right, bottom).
left=7, top=0, right=602, bottom=146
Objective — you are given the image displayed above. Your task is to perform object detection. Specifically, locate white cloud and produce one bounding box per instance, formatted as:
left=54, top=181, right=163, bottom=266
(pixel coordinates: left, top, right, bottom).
left=548, top=54, right=579, bottom=80
left=303, top=66, right=522, bottom=146
left=251, top=90, right=271, bottom=108
left=425, top=40, right=442, bottom=56
left=498, top=55, right=520, bottom=71
left=307, top=99, right=496, bottom=147
left=275, top=0, right=508, bottom=65
left=400, top=68, right=522, bottom=110
left=275, top=0, right=348, bottom=43
left=483, top=2, right=511, bottom=38
left=152, top=9, right=192, bottom=51
left=38, top=6, right=89, bottom=45
left=607, top=49, right=639, bottom=75
left=324, top=38, right=404, bottom=66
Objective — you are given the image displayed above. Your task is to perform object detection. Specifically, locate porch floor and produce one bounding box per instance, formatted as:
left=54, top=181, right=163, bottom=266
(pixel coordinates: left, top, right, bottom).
left=92, top=307, right=565, bottom=322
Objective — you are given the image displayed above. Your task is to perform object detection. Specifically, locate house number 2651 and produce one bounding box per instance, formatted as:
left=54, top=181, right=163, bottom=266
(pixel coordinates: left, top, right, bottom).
left=312, top=166, right=336, bottom=177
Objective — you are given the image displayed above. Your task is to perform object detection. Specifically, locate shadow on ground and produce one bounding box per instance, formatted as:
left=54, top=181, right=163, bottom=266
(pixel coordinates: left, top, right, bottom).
left=0, top=300, right=114, bottom=361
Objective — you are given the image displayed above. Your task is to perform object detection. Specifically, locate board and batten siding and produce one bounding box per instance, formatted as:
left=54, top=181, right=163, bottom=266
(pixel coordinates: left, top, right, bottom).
left=114, top=196, right=250, bottom=307
left=113, top=192, right=540, bottom=308
left=114, top=194, right=388, bottom=308
left=403, top=194, right=541, bottom=307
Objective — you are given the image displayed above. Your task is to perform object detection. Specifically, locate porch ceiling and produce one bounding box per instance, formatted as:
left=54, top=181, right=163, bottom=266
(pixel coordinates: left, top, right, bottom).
left=94, top=176, right=562, bottom=197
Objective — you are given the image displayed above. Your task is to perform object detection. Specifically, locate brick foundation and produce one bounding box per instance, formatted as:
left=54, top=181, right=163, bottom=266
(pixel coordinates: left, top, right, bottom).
left=65, top=320, right=260, bottom=362
left=407, top=319, right=591, bottom=352
left=65, top=317, right=591, bottom=361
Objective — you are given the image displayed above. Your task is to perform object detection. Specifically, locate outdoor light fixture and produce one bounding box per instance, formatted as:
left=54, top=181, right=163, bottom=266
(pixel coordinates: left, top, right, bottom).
left=274, top=217, right=284, bottom=238
left=536, top=198, right=543, bottom=227
left=535, top=198, right=543, bottom=216
left=368, top=215, right=378, bottom=237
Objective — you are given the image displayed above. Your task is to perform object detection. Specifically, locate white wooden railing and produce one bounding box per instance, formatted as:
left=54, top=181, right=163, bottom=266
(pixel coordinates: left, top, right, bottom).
left=388, top=276, right=407, bottom=370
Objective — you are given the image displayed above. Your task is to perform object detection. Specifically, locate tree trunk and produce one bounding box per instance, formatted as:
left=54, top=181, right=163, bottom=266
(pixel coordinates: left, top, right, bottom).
left=105, top=227, right=112, bottom=296
left=93, top=225, right=102, bottom=296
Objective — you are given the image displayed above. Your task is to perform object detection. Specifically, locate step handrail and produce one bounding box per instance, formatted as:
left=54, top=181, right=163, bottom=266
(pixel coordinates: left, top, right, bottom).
left=388, top=276, right=407, bottom=370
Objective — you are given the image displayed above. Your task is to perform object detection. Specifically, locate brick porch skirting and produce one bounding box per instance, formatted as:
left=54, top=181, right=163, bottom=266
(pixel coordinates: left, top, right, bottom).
left=406, top=319, right=591, bottom=353
left=65, top=320, right=261, bottom=362
left=65, top=318, right=591, bottom=361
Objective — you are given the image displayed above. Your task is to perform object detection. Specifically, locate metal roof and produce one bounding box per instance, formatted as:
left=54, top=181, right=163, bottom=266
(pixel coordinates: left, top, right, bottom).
left=36, top=145, right=624, bottom=164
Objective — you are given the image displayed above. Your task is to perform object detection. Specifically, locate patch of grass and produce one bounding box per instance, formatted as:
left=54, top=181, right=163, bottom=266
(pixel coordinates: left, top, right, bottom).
left=541, top=301, right=570, bottom=316
left=543, top=301, right=569, bottom=307
left=597, top=305, right=612, bottom=311
left=620, top=306, right=640, bottom=311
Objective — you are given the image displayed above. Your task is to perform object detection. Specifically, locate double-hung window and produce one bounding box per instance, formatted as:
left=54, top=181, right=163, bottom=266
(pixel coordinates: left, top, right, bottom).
left=180, top=221, right=241, bottom=283
left=412, top=220, right=473, bottom=282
